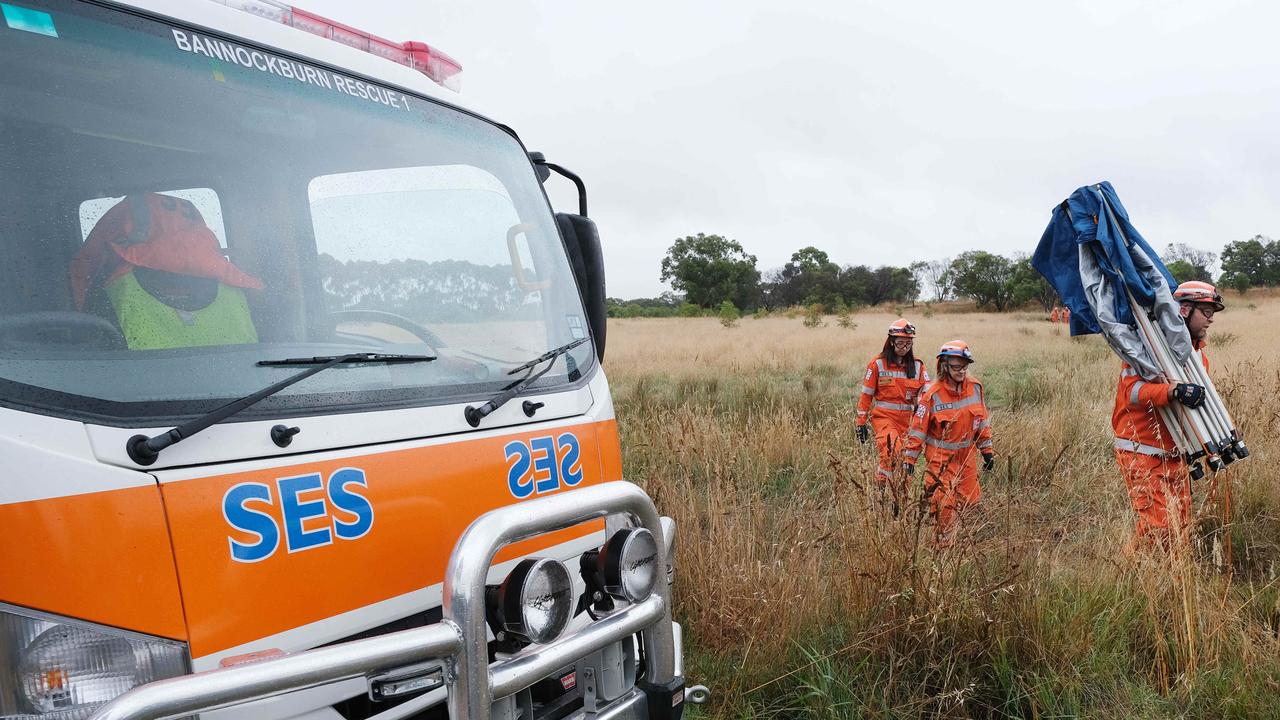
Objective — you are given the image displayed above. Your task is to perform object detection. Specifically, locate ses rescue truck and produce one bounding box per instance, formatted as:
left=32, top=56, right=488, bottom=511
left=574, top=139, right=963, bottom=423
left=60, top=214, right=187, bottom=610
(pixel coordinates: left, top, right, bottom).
left=0, top=1, right=704, bottom=718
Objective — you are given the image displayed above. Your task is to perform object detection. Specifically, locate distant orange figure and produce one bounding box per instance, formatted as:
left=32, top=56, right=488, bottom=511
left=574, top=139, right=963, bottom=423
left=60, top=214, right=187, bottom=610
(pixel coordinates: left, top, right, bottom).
left=1062, top=305, right=1071, bottom=326
left=1049, top=305, right=1060, bottom=323
left=903, top=340, right=994, bottom=547
left=856, top=319, right=930, bottom=498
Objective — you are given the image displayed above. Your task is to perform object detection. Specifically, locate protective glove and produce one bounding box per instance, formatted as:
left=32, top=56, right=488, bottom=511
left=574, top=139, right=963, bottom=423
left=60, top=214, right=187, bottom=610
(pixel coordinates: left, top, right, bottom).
left=1172, top=383, right=1206, bottom=409
left=903, top=463, right=914, bottom=476
left=982, top=452, right=995, bottom=472
left=856, top=424, right=869, bottom=444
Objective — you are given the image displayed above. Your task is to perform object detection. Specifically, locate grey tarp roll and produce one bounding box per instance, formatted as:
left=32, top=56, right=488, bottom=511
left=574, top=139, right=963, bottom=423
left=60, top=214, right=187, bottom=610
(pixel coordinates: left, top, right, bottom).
left=1076, top=241, right=1164, bottom=379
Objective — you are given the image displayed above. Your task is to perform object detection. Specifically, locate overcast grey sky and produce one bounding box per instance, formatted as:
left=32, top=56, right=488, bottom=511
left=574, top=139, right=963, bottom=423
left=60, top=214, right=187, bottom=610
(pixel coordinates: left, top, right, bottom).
left=302, top=0, right=1280, bottom=299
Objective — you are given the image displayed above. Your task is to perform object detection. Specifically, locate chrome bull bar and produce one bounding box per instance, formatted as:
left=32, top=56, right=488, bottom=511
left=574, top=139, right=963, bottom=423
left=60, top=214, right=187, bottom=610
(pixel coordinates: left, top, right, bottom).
left=87, top=481, right=676, bottom=720
left=447, top=480, right=676, bottom=716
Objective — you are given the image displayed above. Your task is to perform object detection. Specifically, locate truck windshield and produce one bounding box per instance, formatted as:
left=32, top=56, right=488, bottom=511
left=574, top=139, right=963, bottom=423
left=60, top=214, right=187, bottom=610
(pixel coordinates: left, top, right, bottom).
left=0, top=0, right=594, bottom=424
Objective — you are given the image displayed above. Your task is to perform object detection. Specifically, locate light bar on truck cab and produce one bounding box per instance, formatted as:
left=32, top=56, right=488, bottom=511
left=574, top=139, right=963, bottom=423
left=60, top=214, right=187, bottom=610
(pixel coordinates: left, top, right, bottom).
left=207, top=0, right=463, bottom=90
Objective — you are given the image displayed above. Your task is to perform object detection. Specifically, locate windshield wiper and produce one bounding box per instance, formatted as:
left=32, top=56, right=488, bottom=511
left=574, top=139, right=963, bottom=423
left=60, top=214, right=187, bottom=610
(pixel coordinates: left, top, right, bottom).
left=464, top=338, right=588, bottom=427
left=126, top=352, right=436, bottom=466
left=258, top=353, right=437, bottom=366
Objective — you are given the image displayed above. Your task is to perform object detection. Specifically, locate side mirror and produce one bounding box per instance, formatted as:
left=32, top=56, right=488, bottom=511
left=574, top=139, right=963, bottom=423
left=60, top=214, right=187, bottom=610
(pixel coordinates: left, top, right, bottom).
left=528, top=151, right=552, bottom=184
left=556, top=213, right=606, bottom=363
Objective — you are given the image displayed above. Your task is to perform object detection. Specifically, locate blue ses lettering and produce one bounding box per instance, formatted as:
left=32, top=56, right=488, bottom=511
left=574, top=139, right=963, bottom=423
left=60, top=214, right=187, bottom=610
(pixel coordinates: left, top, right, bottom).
left=223, top=482, right=278, bottom=563
left=329, top=467, right=375, bottom=540
left=506, top=433, right=584, bottom=498
left=279, top=473, right=331, bottom=552
left=505, top=441, right=534, bottom=498
left=557, top=433, right=583, bottom=487
left=530, top=436, right=559, bottom=493
left=223, top=468, right=374, bottom=562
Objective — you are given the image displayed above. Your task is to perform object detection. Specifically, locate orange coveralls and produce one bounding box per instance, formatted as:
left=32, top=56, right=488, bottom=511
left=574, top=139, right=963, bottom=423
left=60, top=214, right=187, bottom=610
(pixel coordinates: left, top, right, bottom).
left=1113, top=345, right=1210, bottom=542
left=857, top=356, right=930, bottom=487
left=904, top=376, right=993, bottom=541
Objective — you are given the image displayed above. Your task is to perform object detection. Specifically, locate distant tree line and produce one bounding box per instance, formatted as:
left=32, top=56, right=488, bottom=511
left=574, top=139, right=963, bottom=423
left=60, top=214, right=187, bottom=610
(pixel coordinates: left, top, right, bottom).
left=606, top=233, right=1277, bottom=317
left=1217, top=235, right=1280, bottom=293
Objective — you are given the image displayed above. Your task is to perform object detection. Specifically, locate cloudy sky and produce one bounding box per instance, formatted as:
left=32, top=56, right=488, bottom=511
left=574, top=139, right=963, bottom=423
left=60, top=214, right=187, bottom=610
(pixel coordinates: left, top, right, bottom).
left=302, top=0, right=1280, bottom=299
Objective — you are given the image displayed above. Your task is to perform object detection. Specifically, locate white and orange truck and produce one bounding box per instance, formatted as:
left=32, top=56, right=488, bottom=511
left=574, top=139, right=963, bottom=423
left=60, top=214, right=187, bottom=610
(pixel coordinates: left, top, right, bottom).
left=0, top=1, right=704, bottom=718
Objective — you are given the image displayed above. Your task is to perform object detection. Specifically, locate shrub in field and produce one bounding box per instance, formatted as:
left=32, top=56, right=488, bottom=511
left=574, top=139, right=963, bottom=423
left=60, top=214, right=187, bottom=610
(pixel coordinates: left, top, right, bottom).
left=678, top=302, right=703, bottom=318
left=803, top=304, right=826, bottom=328
left=835, top=304, right=856, bottom=329
left=718, top=300, right=739, bottom=328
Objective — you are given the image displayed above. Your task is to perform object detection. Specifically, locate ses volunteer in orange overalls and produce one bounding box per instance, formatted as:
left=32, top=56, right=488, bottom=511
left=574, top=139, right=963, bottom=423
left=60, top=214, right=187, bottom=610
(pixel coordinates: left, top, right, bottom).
left=856, top=319, right=930, bottom=489
left=903, top=340, right=994, bottom=546
left=1113, top=281, right=1220, bottom=545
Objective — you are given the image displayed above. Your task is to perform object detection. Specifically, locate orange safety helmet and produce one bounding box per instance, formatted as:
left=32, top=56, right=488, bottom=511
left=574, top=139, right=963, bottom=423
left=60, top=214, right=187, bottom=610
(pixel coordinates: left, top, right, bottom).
left=887, top=318, right=917, bottom=337
left=936, top=339, right=974, bottom=364
left=1173, top=280, right=1225, bottom=312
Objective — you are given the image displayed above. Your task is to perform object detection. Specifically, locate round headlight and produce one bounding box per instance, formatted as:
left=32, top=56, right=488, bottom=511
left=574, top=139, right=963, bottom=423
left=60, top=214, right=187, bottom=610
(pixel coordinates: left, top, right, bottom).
left=498, top=558, right=574, bottom=644
left=600, top=527, right=660, bottom=603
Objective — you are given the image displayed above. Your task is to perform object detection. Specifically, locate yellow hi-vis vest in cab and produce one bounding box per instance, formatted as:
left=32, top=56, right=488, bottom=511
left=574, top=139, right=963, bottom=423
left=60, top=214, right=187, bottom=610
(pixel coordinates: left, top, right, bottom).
left=105, top=270, right=258, bottom=350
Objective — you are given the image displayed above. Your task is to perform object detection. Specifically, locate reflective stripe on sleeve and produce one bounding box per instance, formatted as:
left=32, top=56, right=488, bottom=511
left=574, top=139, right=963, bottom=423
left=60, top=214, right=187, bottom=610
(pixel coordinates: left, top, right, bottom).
left=908, top=428, right=926, bottom=441
left=1121, top=367, right=1139, bottom=377
left=904, top=449, right=920, bottom=460
left=977, top=439, right=993, bottom=450
left=1129, top=381, right=1146, bottom=406
left=861, top=386, right=876, bottom=395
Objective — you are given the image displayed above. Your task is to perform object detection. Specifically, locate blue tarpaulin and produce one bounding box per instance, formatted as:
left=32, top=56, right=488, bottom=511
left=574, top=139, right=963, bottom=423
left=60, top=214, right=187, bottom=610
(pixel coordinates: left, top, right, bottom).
left=1033, top=182, right=1175, bottom=336
left=1033, top=182, right=1191, bottom=377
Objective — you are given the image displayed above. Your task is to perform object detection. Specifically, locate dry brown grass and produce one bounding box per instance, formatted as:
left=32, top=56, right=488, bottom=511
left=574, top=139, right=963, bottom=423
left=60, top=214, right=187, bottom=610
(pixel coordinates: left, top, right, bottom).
left=608, top=300, right=1280, bottom=718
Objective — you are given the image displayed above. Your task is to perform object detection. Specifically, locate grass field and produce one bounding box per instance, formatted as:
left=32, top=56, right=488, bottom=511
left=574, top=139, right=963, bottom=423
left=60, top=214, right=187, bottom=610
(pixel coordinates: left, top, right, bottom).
left=607, top=293, right=1280, bottom=719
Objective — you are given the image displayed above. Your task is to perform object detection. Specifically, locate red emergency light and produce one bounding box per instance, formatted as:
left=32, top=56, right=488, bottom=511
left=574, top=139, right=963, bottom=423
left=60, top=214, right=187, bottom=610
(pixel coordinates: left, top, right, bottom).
left=213, top=0, right=463, bottom=91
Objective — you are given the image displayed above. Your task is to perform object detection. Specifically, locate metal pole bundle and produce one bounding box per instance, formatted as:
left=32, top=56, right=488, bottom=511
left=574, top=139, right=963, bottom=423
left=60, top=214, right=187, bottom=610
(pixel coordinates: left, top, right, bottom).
left=1125, top=288, right=1248, bottom=480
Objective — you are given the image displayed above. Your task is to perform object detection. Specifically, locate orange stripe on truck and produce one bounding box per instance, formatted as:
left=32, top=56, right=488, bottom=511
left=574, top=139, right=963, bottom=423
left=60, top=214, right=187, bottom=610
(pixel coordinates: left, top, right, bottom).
left=163, top=421, right=615, bottom=657
left=0, top=486, right=187, bottom=640
left=597, top=419, right=623, bottom=480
